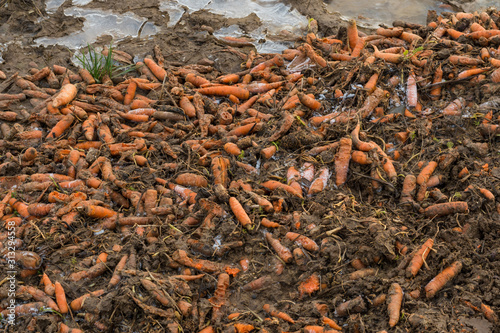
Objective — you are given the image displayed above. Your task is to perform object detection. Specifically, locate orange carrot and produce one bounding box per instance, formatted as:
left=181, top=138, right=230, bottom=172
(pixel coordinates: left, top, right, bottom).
left=41, top=272, right=55, bottom=296
left=265, top=232, right=293, bottom=263
left=448, top=55, right=484, bottom=66
left=263, top=303, right=295, bottom=323
left=52, top=83, right=77, bottom=108
left=185, top=73, right=210, bottom=87
left=123, top=81, right=137, bottom=105
left=376, top=27, right=403, bottom=37
left=416, top=161, right=437, bottom=185
left=144, top=57, right=167, bottom=81
left=387, top=283, right=403, bottom=327
left=298, top=273, right=320, bottom=297
left=372, top=45, right=402, bottom=63
left=233, top=323, right=254, bottom=333
left=457, top=67, right=490, bottom=79
left=364, top=72, right=379, bottom=93
left=70, top=289, right=105, bottom=311
left=54, top=281, right=69, bottom=314
left=46, top=114, right=75, bottom=139
left=261, top=145, right=277, bottom=159
left=406, top=238, right=434, bottom=277
left=424, top=201, right=468, bottom=217
left=197, top=86, right=250, bottom=100
left=308, top=167, right=330, bottom=195
left=108, top=254, right=128, bottom=288
left=322, top=317, right=342, bottom=330
left=224, top=142, right=242, bottom=156
left=175, top=173, right=208, bottom=188
left=425, top=261, right=462, bottom=298
left=298, top=92, right=321, bottom=110
left=285, top=232, right=319, bottom=252
left=229, top=197, right=253, bottom=229
left=347, top=19, right=359, bottom=50
left=407, top=72, right=418, bottom=107
left=466, top=29, right=500, bottom=39
left=261, top=180, right=303, bottom=198
left=261, top=218, right=280, bottom=228
left=481, top=303, right=499, bottom=324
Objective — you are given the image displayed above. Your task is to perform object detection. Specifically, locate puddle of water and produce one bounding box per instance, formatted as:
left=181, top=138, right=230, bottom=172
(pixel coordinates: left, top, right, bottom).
left=160, top=0, right=308, bottom=53
left=45, top=0, right=93, bottom=13
left=325, top=0, right=500, bottom=29
left=325, top=0, right=448, bottom=28
left=35, top=7, right=159, bottom=49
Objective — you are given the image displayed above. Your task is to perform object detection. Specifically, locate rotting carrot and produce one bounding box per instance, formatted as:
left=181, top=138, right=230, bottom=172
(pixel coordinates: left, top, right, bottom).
left=308, top=167, right=330, bottom=195
left=54, top=281, right=69, bottom=314
left=70, top=289, right=105, bottom=311
left=364, top=72, right=379, bottom=93
left=424, top=201, right=468, bottom=217
left=175, top=173, right=208, bottom=188
left=406, top=238, right=434, bottom=277
left=335, top=137, right=352, bottom=186
left=425, top=261, right=462, bottom=298
left=372, top=45, right=402, bottom=63
left=261, top=218, right=280, bottom=228
left=407, top=72, right=418, bottom=108
left=233, top=323, right=254, bottom=333
left=109, top=254, right=128, bottom=288
left=46, top=114, right=75, bottom=139
left=349, top=268, right=376, bottom=280
left=416, top=161, right=438, bottom=185
left=41, top=272, right=55, bottom=296
left=298, top=272, right=320, bottom=298
left=265, top=232, right=293, bottom=263
left=224, top=142, right=242, bottom=156
left=285, top=232, right=319, bottom=252
left=481, top=303, right=499, bottom=324
left=263, top=303, right=295, bottom=324
left=387, top=283, right=403, bottom=327
left=229, top=197, right=253, bottom=229
left=261, top=180, right=303, bottom=198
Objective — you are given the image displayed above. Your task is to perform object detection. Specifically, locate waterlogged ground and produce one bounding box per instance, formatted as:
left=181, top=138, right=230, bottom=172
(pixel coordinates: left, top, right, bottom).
left=0, top=0, right=499, bottom=333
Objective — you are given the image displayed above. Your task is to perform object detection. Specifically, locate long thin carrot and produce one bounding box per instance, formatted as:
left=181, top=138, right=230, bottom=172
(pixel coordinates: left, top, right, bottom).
left=334, top=137, right=352, bottom=186
left=109, top=254, right=128, bottom=288
left=387, top=283, right=403, bottom=327
left=197, top=86, right=249, bottom=100
left=144, top=57, right=166, bottom=81
left=424, top=202, right=468, bottom=217
left=261, top=180, right=303, bottom=198
left=285, top=232, right=319, bottom=252
left=425, top=261, right=462, bottom=298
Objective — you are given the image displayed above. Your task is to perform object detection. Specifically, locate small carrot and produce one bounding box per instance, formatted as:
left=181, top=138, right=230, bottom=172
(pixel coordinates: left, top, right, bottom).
left=372, top=45, right=402, bottom=63
left=261, top=180, right=303, bottom=198
left=298, top=273, right=320, bottom=297
left=334, top=137, right=352, bottom=186
left=285, top=232, right=319, bottom=252
left=416, top=161, right=438, bottom=185
left=481, top=303, right=499, bottom=324
left=233, top=323, right=255, bottom=333
left=425, top=261, right=462, bottom=298
left=263, top=304, right=295, bottom=324
left=322, top=317, right=342, bottom=330
left=261, top=218, right=280, bottom=228
left=364, top=72, right=379, bottom=93
left=224, top=142, right=242, bottom=156
left=261, top=145, right=277, bottom=159
left=70, top=289, right=105, bottom=311
left=229, top=197, right=253, bottom=229
left=41, top=272, right=55, bottom=296
left=406, top=72, right=418, bottom=108
left=46, top=114, right=75, bottom=139
left=406, top=238, right=434, bottom=277
left=54, top=281, right=69, bottom=314
left=265, top=232, right=293, bottom=263
left=298, top=92, right=321, bottom=110
left=308, top=167, right=330, bottom=195
left=387, top=283, right=403, bottom=327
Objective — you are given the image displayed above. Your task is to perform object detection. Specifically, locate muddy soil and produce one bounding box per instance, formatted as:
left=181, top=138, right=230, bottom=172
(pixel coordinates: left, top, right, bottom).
left=0, top=0, right=499, bottom=333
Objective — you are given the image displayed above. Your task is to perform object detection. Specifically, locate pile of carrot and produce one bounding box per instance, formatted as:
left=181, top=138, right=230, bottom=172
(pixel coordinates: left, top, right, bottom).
left=0, top=7, right=498, bottom=333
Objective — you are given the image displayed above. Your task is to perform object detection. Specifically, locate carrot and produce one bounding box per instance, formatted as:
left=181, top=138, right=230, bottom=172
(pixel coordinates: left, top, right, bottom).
left=387, top=283, right=403, bottom=327
left=424, top=201, right=468, bottom=217
left=334, top=137, right=352, bottom=186
left=308, top=167, right=330, bottom=195
left=172, top=249, right=220, bottom=273
left=0, top=302, right=45, bottom=317
left=448, top=55, right=484, bottom=66
left=227, top=122, right=261, bottom=137
left=78, top=204, right=117, bottom=219
left=212, top=156, right=230, bottom=188
left=224, top=142, right=242, bottom=156
left=168, top=183, right=197, bottom=204
left=261, top=180, right=303, bottom=198
left=298, top=272, right=320, bottom=297
left=491, top=67, right=500, bottom=83
left=261, top=218, right=280, bottom=228
left=364, top=72, right=379, bottom=93
left=175, top=173, right=208, bottom=188
left=298, top=92, right=321, bottom=110
left=301, top=43, right=327, bottom=67
left=406, top=72, right=418, bottom=107
left=250, top=54, right=284, bottom=73
left=416, top=161, right=438, bottom=185
left=372, top=45, right=402, bottom=63
left=261, top=145, right=277, bottom=159
left=46, top=114, right=75, bottom=139
left=376, top=27, right=403, bottom=37
left=263, top=304, right=295, bottom=324
left=198, top=326, right=215, bottom=333
left=144, top=57, right=167, bottom=81
left=265, top=232, right=293, bottom=263
left=466, top=29, right=500, bottom=39
left=141, top=279, right=170, bottom=306
left=58, top=323, right=84, bottom=333
left=52, top=83, right=78, bottom=108
left=406, top=238, right=434, bottom=277
left=457, top=67, right=490, bottom=79
left=17, top=285, right=59, bottom=312
left=233, top=323, right=255, bottom=333
left=197, top=86, right=250, bottom=99
left=349, top=268, right=376, bottom=280
left=425, top=261, right=462, bottom=298
left=285, top=232, right=317, bottom=251
left=54, top=281, right=69, bottom=314
left=69, top=289, right=105, bottom=312
left=322, top=317, right=342, bottom=330
left=481, top=303, right=499, bottom=324
left=41, top=272, right=55, bottom=296
left=347, top=19, right=359, bottom=50
left=229, top=197, right=253, bottom=229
